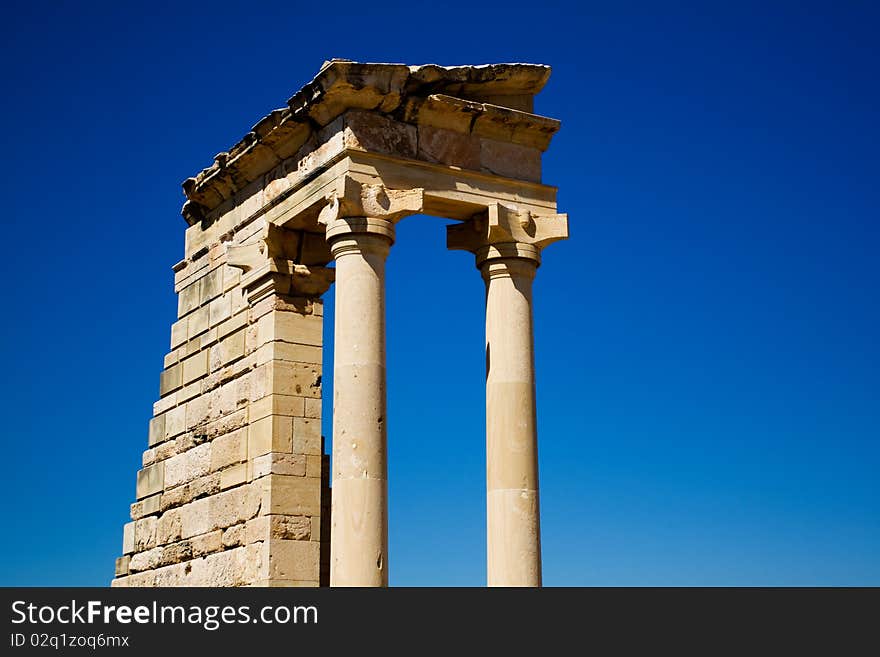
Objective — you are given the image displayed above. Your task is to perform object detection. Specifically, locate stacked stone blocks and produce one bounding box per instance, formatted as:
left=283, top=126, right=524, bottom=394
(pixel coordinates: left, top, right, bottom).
left=113, top=212, right=331, bottom=587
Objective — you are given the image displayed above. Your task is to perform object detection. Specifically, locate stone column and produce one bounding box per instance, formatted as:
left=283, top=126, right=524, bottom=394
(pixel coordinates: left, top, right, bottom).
left=482, top=246, right=541, bottom=586
left=326, top=218, right=393, bottom=587
left=319, top=178, right=424, bottom=587
left=448, top=203, right=568, bottom=587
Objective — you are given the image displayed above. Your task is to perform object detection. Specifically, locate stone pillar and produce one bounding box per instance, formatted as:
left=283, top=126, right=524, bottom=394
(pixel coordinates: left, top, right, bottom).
left=112, top=219, right=335, bottom=588
left=448, top=203, right=568, bottom=587
left=482, top=246, right=541, bottom=586
left=327, top=218, right=392, bottom=587
left=319, top=178, right=424, bottom=587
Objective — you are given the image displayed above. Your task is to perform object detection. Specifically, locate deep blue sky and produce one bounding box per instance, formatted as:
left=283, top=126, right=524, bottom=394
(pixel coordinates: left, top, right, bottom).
left=1, top=1, right=877, bottom=586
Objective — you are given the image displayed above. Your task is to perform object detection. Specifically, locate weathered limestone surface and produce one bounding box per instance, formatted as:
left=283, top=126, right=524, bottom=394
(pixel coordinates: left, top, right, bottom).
left=115, top=60, right=565, bottom=587
left=113, top=211, right=332, bottom=587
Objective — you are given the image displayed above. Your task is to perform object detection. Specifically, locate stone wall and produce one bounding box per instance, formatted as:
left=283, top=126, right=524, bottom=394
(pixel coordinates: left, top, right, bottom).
left=112, top=210, right=332, bottom=587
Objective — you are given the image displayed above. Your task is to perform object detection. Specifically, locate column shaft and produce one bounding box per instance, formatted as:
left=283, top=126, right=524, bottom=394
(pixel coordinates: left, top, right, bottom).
left=482, top=257, right=542, bottom=586
left=329, top=228, right=391, bottom=587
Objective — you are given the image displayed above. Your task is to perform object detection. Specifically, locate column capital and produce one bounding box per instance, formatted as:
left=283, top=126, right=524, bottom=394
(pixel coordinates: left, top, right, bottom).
left=226, top=223, right=335, bottom=303
left=318, top=176, right=425, bottom=246
left=447, top=202, right=568, bottom=267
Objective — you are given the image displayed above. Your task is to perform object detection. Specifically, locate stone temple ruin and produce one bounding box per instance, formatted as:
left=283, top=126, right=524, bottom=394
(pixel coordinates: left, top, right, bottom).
left=112, top=60, right=568, bottom=587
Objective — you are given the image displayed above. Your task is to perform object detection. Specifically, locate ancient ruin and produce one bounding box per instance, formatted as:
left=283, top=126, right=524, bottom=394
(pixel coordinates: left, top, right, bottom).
left=112, top=60, right=568, bottom=587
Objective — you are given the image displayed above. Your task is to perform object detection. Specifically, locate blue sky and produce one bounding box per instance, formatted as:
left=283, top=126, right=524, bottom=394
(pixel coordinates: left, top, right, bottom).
left=1, top=1, right=877, bottom=586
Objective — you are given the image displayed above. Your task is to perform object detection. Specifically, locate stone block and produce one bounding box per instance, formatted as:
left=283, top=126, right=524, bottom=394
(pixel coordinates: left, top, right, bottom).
left=182, top=350, right=209, bottom=385
left=248, top=415, right=293, bottom=459
left=184, top=335, right=202, bottom=357
left=298, top=122, right=344, bottom=176
left=163, top=350, right=180, bottom=370
left=200, top=267, right=223, bottom=304
left=251, top=361, right=321, bottom=401
left=249, top=394, right=305, bottom=422
left=154, top=392, right=177, bottom=416
left=342, top=110, right=417, bottom=158
left=211, top=484, right=262, bottom=530
left=216, top=375, right=251, bottom=416
left=164, top=442, right=212, bottom=489
left=170, top=319, right=188, bottom=349
left=185, top=395, right=209, bottom=431
left=152, top=561, right=187, bottom=584
left=222, top=524, right=245, bottom=548
left=245, top=323, right=260, bottom=354
left=217, top=312, right=247, bottom=340
left=136, top=462, right=164, bottom=500
left=210, top=429, right=247, bottom=471
left=155, top=433, right=189, bottom=461
left=237, top=184, right=266, bottom=225
left=480, top=138, right=541, bottom=182
left=275, top=312, right=323, bottom=347
left=220, top=462, right=247, bottom=490
left=187, top=544, right=263, bottom=587
left=418, top=124, right=480, bottom=169
left=256, top=342, right=322, bottom=366
left=201, top=327, right=219, bottom=349
left=231, top=287, right=248, bottom=316
left=191, top=530, right=223, bottom=557
left=179, top=497, right=212, bottom=539
left=266, top=539, right=320, bottom=581
left=160, top=473, right=221, bottom=512
left=159, top=364, right=182, bottom=397
left=404, top=94, right=478, bottom=133
left=177, top=380, right=201, bottom=404
left=245, top=515, right=270, bottom=544
left=211, top=329, right=245, bottom=371
left=122, top=521, right=135, bottom=554
left=134, top=516, right=158, bottom=551
left=164, top=405, right=186, bottom=440
left=252, top=453, right=307, bottom=479
left=129, top=501, right=144, bottom=521
left=260, top=474, right=321, bottom=516
left=139, top=493, right=161, bottom=517
left=157, top=509, right=182, bottom=545
left=252, top=313, right=274, bottom=348
left=148, top=414, right=165, bottom=447
left=129, top=547, right=162, bottom=573
left=292, top=417, right=322, bottom=455
left=204, top=408, right=248, bottom=439
left=115, top=556, right=130, bottom=577
left=209, top=294, right=232, bottom=328
left=177, top=280, right=201, bottom=318
left=304, top=397, right=321, bottom=419
left=188, top=306, right=210, bottom=339
left=160, top=541, right=192, bottom=567
left=272, top=515, right=311, bottom=541
left=223, top=264, right=241, bottom=292
left=471, top=108, right=557, bottom=148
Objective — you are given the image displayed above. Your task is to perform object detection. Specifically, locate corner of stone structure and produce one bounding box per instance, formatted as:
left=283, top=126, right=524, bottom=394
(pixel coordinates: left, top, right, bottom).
left=112, top=187, right=333, bottom=586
